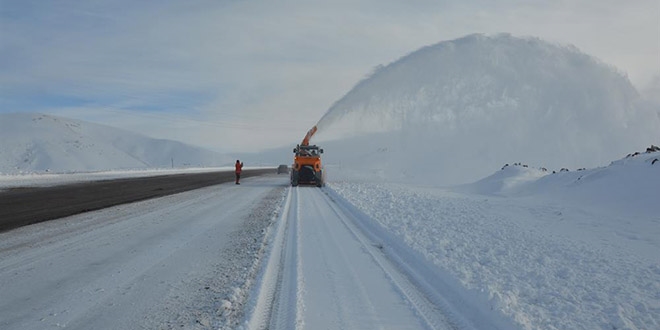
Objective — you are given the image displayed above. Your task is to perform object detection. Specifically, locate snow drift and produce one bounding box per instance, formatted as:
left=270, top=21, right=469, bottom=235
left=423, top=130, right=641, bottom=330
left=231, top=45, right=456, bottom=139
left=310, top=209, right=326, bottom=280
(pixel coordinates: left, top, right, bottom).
left=330, top=146, right=660, bottom=330
left=314, top=33, right=659, bottom=185
left=0, top=113, right=230, bottom=174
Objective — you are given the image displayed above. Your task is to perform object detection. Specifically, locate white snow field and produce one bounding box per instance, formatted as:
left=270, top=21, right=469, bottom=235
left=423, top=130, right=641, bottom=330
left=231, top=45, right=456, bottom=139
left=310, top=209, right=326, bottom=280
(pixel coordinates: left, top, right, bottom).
left=243, top=186, right=516, bottom=330
left=2, top=120, right=657, bottom=327
left=1, top=151, right=658, bottom=330
left=328, top=150, right=660, bottom=330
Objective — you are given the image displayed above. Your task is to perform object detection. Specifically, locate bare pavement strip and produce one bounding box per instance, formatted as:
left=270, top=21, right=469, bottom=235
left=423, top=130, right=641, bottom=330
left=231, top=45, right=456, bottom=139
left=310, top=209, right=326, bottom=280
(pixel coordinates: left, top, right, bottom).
left=0, top=168, right=275, bottom=233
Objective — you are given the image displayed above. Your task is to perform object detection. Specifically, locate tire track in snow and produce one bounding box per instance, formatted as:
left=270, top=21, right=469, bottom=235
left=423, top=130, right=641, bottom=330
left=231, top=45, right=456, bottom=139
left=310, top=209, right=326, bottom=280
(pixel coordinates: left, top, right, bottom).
left=244, top=186, right=302, bottom=330
left=324, top=186, right=517, bottom=330
left=268, top=187, right=303, bottom=330
left=318, top=189, right=457, bottom=330
left=306, top=191, right=383, bottom=329
left=247, top=186, right=461, bottom=330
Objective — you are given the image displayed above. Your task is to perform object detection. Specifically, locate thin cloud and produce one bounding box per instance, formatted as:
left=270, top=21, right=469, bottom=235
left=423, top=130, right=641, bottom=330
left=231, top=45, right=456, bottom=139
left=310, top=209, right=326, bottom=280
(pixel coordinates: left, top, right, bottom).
left=1, top=0, right=658, bottom=152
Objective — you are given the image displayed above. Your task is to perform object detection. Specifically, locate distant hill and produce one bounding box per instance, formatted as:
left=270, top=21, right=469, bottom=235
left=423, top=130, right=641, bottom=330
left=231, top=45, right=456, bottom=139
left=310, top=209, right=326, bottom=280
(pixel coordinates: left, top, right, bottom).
left=0, top=113, right=231, bottom=174
left=314, top=33, right=659, bottom=185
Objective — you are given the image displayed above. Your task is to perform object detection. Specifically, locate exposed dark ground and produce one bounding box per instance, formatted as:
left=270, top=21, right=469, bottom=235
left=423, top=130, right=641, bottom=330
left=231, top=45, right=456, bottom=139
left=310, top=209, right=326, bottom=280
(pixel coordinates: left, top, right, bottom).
left=0, top=168, right=275, bottom=233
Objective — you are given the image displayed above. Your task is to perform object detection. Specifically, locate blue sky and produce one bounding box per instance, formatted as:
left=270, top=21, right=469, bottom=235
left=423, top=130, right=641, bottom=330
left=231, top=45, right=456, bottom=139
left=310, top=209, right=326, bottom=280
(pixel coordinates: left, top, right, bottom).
left=1, top=0, right=658, bottom=152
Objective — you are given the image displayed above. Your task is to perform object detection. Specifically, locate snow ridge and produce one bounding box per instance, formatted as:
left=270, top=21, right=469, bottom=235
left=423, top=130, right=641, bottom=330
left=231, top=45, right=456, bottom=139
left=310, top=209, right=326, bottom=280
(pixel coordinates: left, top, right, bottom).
left=458, top=146, right=660, bottom=216
left=325, top=186, right=518, bottom=330
left=330, top=180, right=660, bottom=330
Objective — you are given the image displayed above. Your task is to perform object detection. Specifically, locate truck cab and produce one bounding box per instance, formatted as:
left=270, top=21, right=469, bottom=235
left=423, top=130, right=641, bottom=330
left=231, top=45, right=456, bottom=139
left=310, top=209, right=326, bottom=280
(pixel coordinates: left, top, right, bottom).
left=291, top=144, right=324, bottom=187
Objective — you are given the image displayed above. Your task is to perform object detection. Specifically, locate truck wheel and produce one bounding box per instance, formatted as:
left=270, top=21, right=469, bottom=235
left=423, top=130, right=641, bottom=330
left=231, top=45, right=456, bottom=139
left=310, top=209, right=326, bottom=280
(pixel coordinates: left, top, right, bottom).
left=291, top=170, right=299, bottom=186
left=316, top=170, right=323, bottom=187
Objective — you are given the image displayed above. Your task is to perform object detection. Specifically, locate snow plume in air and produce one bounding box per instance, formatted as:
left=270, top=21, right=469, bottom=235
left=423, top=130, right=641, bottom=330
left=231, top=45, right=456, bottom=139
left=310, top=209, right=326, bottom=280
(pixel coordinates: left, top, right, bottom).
left=315, top=34, right=659, bottom=185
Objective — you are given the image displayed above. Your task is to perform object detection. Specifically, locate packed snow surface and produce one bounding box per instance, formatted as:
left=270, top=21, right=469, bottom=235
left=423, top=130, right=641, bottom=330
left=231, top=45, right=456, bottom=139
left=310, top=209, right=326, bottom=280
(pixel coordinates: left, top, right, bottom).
left=242, top=185, right=519, bottom=330
left=1, top=149, right=658, bottom=329
left=329, top=150, right=660, bottom=330
left=0, top=176, right=286, bottom=330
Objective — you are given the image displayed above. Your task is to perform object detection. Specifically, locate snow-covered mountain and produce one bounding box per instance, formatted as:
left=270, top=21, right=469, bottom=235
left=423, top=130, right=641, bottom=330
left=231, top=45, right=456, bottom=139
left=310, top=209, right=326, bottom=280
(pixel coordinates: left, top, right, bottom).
left=0, top=113, right=230, bottom=174
left=314, top=34, right=659, bottom=185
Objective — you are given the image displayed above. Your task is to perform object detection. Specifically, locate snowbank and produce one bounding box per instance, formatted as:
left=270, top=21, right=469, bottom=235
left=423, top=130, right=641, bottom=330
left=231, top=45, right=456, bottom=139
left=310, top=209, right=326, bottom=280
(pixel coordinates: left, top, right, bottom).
left=328, top=181, right=659, bottom=330
left=0, top=166, right=275, bottom=190
left=327, top=147, right=660, bottom=329
left=458, top=148, right=660, bottom=216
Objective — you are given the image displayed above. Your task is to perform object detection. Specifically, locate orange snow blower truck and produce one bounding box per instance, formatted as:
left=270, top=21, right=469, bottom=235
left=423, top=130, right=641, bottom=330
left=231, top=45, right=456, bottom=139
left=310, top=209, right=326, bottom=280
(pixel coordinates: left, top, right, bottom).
left=291, top=126, right=324, bottom=187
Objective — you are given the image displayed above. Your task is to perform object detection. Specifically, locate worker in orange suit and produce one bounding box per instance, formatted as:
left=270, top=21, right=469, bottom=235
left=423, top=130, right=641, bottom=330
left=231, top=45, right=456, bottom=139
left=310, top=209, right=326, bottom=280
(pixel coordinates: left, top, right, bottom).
left=235, top=160, right=243, bottom=184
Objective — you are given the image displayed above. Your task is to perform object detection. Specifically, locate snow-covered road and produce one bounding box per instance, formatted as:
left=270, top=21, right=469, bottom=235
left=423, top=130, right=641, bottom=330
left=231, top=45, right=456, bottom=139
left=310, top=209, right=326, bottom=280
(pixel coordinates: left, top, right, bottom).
left=4, top=169, right=651, bottom=330
left=244, top=186, right=508, bottom=330
left=0, top=174, right=514, bottom=330
left=0, top=175, right=286, bottom=330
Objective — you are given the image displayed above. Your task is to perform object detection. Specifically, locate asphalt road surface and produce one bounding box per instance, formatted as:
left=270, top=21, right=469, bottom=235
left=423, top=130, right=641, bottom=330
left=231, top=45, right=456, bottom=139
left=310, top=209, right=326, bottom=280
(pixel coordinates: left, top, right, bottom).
left=0, top=168, right=274, bottom=233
